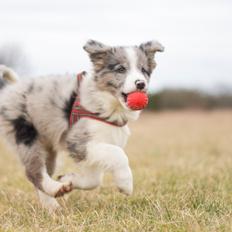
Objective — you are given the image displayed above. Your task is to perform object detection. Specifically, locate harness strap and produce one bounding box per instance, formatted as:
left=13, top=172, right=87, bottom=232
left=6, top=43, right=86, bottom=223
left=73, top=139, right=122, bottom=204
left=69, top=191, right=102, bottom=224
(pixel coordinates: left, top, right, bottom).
left=69, top=73, right=127, bottom=127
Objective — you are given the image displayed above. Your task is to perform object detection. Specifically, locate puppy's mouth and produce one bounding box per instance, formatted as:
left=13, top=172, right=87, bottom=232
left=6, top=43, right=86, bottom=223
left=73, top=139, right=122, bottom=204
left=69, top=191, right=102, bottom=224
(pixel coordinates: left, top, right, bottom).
left=121, top=90, right=147, bottom=102
left=121, top=92, right=128, bottom=102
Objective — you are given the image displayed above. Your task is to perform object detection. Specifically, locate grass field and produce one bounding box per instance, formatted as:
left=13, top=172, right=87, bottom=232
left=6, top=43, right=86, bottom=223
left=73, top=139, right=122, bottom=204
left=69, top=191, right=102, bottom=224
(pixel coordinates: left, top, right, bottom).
left=0, top=110, right=232, bottom=232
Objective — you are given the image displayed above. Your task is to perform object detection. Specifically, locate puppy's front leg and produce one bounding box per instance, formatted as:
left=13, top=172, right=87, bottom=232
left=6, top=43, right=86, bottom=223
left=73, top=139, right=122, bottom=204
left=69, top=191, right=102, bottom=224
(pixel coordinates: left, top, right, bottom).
left=58, top=166, right=103, bottom=190
left=87, top=142, right=133, bottom=195
left=65, top=125, right=133, bottom=195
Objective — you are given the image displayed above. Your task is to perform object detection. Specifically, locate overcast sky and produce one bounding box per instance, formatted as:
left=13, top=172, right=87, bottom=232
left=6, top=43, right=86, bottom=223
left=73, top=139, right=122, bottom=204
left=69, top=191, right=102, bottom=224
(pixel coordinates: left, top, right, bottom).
left=0, top=0, right=232, bottom=91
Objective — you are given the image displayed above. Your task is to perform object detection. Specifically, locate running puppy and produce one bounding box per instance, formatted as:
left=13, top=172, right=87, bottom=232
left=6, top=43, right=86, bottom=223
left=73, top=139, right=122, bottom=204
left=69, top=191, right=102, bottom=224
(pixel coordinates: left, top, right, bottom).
left=0, top=40, right=164, bottom=210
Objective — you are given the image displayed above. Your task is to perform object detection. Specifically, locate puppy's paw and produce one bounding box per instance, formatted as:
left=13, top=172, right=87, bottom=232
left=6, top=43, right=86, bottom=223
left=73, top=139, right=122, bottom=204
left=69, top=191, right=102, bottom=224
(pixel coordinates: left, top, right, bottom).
left=54, top=182, right=73, bottom=198
left=114, top=167, right=133, bottom=195
left=117, top=179, right=133, bottom=196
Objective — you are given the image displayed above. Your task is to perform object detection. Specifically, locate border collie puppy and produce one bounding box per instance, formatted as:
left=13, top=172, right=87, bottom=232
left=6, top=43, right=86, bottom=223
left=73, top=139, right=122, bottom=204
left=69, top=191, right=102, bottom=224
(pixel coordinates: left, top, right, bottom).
left=0, top=40, right=164, bottom=210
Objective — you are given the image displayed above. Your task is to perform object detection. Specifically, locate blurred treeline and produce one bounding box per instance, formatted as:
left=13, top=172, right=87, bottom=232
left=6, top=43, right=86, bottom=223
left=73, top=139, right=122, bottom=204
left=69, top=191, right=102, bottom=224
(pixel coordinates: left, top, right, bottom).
left=148, top=89, right=232, bottom=111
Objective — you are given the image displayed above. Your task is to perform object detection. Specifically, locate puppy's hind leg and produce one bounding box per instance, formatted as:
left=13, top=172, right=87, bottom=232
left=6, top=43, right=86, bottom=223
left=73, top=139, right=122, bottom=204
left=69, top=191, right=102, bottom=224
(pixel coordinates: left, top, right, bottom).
left=36, top=148, right=60, bottom=211
left=20, top=142, right=73, bottom=198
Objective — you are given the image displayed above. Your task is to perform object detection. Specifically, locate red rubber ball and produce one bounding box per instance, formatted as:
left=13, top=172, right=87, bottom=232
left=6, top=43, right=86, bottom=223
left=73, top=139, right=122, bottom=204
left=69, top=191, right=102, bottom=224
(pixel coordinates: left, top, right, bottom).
left=127, top=92, right=149, bottom=110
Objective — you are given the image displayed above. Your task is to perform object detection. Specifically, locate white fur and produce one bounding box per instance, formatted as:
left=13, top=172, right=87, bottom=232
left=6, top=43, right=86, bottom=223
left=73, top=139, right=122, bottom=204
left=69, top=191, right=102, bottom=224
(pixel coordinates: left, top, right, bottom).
left=59, top=165, right=103, bottom=190
left=40, top=168, right=64, bottom=196
left=123, top=48, right=148, bottom=94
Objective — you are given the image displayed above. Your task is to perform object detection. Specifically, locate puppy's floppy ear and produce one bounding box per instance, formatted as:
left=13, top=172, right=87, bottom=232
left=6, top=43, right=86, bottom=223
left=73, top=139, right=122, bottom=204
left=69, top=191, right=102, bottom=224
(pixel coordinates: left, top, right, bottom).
left=83, top=40, right=111, bottom=71
left=83, top=40, right=111, bottom=54
left=139, top=40, right=164, bottom=71
left=139, top=40, right=164, bottom=53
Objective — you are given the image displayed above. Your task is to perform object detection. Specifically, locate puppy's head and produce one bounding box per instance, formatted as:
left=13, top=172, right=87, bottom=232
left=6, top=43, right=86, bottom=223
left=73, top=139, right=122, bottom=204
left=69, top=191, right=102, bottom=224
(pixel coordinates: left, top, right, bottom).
left=83, top=39, right=164, bottom=109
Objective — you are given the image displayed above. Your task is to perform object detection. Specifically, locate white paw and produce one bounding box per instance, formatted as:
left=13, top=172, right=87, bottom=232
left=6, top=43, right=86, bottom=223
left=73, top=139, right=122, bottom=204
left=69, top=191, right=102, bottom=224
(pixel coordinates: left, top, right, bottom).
left=117, top=178, right=133, bottom=195
left=114, top=167, right=133, bottom=195
left=41, top=173, right=73, bottom=197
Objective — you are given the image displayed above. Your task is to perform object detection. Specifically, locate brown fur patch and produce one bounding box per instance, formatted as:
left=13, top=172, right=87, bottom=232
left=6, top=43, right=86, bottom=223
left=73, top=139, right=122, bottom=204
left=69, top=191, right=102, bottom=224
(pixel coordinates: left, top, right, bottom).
left=94, top=47, right=129, bottom=95
left=135, top=48, right=152, bottom=77
left=25, top=154, right=44, bottom=190
left=45, top=146, right=57, bottom=176
left=66, top=120, right=90, bottom=162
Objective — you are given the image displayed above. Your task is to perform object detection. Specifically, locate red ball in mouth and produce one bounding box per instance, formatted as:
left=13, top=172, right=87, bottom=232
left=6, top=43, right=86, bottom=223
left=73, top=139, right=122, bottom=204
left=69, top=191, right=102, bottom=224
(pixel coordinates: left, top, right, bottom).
left=126, top=91, right=149, bottom=110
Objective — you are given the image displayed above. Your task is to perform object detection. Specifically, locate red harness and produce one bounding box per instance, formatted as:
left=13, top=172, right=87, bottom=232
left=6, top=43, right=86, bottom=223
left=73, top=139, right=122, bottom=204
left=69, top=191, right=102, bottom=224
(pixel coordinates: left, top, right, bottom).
left=69, top=73, right=127, bottom=127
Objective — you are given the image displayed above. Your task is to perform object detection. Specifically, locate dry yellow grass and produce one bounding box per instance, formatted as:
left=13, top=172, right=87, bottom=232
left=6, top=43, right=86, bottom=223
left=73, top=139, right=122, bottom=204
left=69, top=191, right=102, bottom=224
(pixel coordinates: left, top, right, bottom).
left=0, top=110, right=232, bottom=231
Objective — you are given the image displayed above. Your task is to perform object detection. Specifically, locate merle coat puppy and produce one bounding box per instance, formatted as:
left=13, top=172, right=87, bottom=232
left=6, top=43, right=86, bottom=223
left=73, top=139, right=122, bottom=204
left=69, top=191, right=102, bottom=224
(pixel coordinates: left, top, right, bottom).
left=0, top=40, right=164, bottom=210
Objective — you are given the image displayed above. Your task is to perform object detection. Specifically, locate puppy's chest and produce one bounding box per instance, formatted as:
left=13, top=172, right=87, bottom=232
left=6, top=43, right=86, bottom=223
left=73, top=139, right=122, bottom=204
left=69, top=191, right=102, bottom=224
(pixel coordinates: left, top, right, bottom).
left=88, top=121, right=130, bottom=148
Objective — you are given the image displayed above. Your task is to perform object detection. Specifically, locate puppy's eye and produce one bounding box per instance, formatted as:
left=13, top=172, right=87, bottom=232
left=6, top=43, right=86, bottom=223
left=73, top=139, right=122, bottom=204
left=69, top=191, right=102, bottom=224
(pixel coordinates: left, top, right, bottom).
left=116, top=65, right=126, bottom=73
left=141, top=67, right=150, bottom=76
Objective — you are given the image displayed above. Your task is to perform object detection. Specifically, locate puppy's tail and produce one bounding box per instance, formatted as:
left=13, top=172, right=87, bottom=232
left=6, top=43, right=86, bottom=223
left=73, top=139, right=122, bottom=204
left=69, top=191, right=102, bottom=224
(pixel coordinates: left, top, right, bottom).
left=0, top=65, right=18, bottom=89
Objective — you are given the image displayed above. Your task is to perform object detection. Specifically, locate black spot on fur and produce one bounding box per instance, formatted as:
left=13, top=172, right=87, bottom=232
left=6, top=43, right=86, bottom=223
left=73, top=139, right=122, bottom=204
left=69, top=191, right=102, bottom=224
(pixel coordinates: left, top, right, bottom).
left=12, top=116, right=38, bottom=146
left=63, top=91, right=76, bottom=121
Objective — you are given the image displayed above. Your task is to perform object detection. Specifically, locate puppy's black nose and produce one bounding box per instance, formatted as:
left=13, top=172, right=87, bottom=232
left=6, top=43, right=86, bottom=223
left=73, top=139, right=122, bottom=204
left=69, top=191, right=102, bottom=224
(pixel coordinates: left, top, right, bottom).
left=135, top=80, right=146, bottom=90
